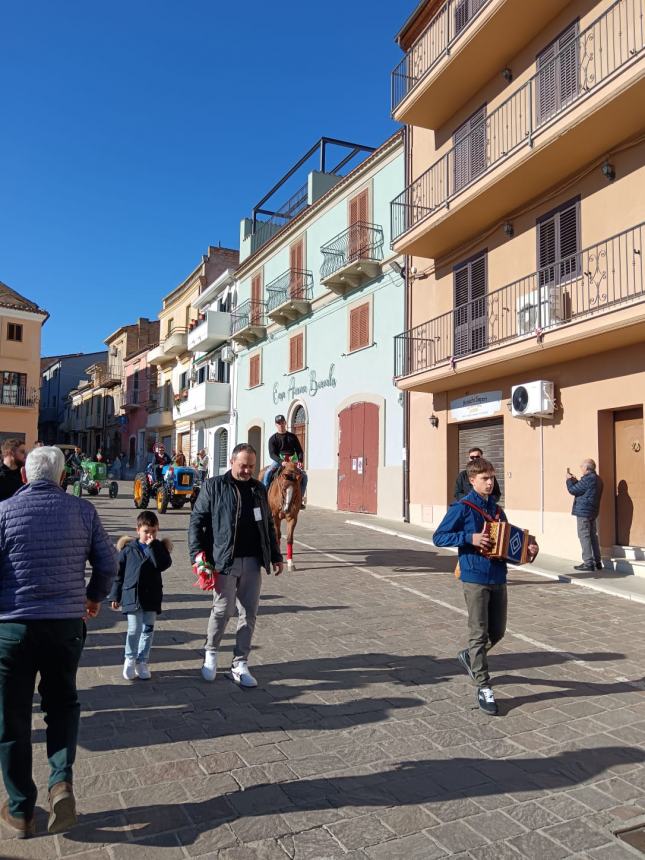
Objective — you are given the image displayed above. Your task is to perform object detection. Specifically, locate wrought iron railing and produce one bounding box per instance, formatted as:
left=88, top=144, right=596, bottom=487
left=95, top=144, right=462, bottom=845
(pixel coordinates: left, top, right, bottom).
left=394, top=222, right=645, bottom=378
left=320, top=222, right=384, bottom=281
left=230, top=300, right=266, bottom=335
left=266, top=269, right=314, bottom=313
left=0, top=386, right=38, bottom=407
left=391, top=0, right=645, bottom=242
left=391, top=0, right=491, bottom=112
left=94, top=362, right=123, bottom=386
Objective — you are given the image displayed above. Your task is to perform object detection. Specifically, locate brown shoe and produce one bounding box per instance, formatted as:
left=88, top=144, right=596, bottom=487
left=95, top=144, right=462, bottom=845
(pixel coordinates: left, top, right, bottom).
left=0, top=801, right=35, bottom=839
left=48, top=781, right=77, bottom=834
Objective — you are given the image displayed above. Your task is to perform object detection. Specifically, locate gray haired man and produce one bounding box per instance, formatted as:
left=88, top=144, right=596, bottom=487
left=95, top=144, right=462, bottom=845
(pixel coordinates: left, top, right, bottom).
left=0, top=447, right=116, bottom=838
left=566, top=458, right=603, bottom=572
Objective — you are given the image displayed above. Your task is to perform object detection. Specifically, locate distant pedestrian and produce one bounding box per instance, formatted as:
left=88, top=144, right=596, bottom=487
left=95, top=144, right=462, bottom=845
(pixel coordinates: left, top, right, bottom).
left=194, top=448, right=209, bottom=482
left=0, top=446, right=116, bottom=837
left=566, top=458, right=603, bottom=572
left=0, top=438, right=26, bottom=502
left=454, top=447, right=501, bottom=502
left=434, top=457, right=538, bottom=716
left=188, top=443, right=283, bottom=687
left=33, top=440, right=44, bottom=448
left=109, top=511, right=172, bottom=681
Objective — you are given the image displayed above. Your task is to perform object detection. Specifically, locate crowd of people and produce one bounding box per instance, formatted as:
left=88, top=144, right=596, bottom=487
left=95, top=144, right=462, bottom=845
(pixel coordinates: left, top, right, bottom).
left=0, top=437, right=605, bottom=838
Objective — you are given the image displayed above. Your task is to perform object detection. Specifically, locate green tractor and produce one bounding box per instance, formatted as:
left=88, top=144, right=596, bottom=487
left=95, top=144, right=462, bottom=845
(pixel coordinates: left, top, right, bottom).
left=72, top=459, right=119, bottom=499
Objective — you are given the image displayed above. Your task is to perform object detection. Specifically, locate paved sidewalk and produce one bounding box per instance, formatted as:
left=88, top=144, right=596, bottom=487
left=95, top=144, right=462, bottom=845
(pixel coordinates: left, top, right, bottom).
left=2, top=491, right=645, bottom=858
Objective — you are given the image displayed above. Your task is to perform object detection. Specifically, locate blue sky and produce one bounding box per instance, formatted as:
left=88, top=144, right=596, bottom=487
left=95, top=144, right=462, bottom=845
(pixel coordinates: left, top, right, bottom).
left=0, top=2, right=404, bottom=356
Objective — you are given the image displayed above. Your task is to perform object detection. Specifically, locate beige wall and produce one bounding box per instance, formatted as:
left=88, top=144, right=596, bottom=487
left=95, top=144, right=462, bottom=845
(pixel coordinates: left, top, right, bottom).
left=0, top=312, right=44, bottom=446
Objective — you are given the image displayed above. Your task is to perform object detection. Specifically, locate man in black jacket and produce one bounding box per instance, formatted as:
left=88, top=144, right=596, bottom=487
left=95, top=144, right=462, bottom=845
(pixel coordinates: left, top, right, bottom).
left=262, top=415, right=308, bottom=497
left=188, top=443, right=283, bottom=687
left=0, top=438, right=26, bottom=502
left=454, top=447, right=501, bottom=502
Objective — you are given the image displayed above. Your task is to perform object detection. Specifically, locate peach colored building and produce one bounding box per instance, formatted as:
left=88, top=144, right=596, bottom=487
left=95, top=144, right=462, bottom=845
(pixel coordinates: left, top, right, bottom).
left=0, top=282, right=48, bottom=447
left=391, top=0, right=645, bottom=566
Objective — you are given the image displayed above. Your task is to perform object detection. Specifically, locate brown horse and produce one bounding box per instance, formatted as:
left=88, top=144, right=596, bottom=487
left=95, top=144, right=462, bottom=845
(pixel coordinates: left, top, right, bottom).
left=259, top=460, right=303, bottom=571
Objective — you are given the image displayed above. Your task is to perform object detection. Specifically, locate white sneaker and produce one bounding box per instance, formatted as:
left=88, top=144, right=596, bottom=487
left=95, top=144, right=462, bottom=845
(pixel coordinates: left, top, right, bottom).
left=135, top=662, right=151, bottom=680
left=201, top=651, right=218, bottom=682
left=122, top=658, right=136, bottom=681
left=230, top=661, right=257, bottom=688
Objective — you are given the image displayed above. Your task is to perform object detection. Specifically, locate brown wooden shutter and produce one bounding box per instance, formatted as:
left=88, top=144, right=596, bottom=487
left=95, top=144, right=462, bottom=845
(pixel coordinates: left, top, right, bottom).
left=296, top=333, right=303, bottom=369
left=349, top=190, right=369, bottom=261
left=289, top=240, right=304, bottom=298
left=350, top=303, right=370, bottom=351
left=249, top=354, right=260, bottom=388
left=251, top=274, right=262, bottom=324
left=453, top=253, right=487, bottom=357
left=288, top=336, right=298, bottom=373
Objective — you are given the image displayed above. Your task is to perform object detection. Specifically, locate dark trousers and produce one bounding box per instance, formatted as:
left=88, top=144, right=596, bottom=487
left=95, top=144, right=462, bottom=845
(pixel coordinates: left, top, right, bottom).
left=462, top=582, right=508, bottom=689
left=576, top=517, right=601, bottom=565
left=0, top=619, right=86, bottom=819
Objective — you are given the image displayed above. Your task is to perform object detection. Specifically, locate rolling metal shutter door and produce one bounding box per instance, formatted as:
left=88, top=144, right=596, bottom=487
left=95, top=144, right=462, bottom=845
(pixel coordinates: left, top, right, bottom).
left=458, top=418, right=505, bottom=504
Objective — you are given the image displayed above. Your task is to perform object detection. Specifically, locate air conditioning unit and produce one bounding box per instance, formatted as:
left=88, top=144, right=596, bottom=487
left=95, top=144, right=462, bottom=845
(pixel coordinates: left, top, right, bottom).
left=221, top=346, right=235, bottom=364
left=511, top=380, right=555, bottom=418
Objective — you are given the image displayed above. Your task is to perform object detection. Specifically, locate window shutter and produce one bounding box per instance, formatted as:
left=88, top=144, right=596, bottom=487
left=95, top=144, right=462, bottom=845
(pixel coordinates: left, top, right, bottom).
left=538, top=199, right=579, bottom=285
left=454, top=106, right=486, bottom=192
left=538, top=22, right=578, bottom=125
left=349, top=307, right=360, bottom=351
left=251, top=274, right=262, bottom=324
left=453, top=254, right=487, bottom=356
left=350, top=303, right=370, bottom=351
left=454, top=265, right=470, bottom=355
left=358, top=304, right=369, bottom=348
left=296, top=333, right=303, bottom=370
left=289, top=336, right=302, bottom=373
left=290, top=240, right=304, bottom=298
left=349, top=190, right=369, bottom=261
left=218, top=430, right=228, bottom=471
left=249, top=355, right=260, bottom=388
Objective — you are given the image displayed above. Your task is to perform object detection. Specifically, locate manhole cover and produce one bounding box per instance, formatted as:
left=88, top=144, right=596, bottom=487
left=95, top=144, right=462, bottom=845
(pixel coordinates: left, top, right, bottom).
left=617, top=824, right=645, bottom=853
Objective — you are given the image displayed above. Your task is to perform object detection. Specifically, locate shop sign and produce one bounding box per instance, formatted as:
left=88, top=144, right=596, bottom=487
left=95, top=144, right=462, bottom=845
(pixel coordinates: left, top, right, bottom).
left=273, top=363, right=337, bottom=405
left=450, top=390, right=503, bottom=421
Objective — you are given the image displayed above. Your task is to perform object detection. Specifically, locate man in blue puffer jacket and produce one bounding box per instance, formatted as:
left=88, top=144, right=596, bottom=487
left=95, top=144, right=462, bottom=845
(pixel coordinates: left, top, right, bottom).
left=434, top=457, right=538, bottom=716
left=0, top=446, right=116, bottom=839
left=566, top=458, right=603, bottom=572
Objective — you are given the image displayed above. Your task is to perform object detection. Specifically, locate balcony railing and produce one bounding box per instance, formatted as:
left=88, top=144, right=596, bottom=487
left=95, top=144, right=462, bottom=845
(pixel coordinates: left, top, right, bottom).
left=95, top=362, right=123, bottom=387
left=392, top=0, right=645, bottom=242
left=320, top=222, right=384, bottom=281
left=231, top=300, right=266, bottom=335
left=0, top=386, right=38, bottom=408
left=266, top=269, right=314, bottom=313
left=394, top=222, right=645, bottom=378
left=391, top=0, right=491, bottom=113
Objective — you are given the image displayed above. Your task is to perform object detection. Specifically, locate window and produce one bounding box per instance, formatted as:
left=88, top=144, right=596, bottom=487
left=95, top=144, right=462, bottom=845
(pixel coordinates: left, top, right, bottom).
left=167, top=318, right=174, bottom=336
left=454, top=0, right=487, bottom=35
left=537, top=22, right=579, bottom=125
left=132, top=370, right=140, bottom=404
left=538, top=197, right=580, bottom=286
left=7, top=323, right=23, bottom=342
left=348, top=190, right=370, bottom=262
left=250, top=274, right=263, bottom=324
left=179, top=371, right=188, bottom=391
left=213, top=352, right=230, bottom=384
left=289, top=239, right=306, bottom=298
left=217, top=429, right=229, bottom=473
left=185, top=306, right=192, bottom=328
left=198, top=365, right=207, bottom=385
left=454, top=253, right=487, bottom=356
left=289, top=333, right=304, bottom=373
left=218, top=294, right=231, bottom=313
left=453, top=105, right=487, bottom=193
left=349, top=302, right=370, bottom=352
left=249, top=354, right=261, bottom=388
left=0, top=371, right=26, bottom=405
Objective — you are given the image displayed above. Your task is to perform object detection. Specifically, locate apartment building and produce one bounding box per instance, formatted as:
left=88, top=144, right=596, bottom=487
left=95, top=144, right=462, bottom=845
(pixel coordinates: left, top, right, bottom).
left=39, top=351, right=106, bottom=444
left=121, top=347, right=158, bottom=472
left=147, top=246, right=238, bottom=461
left=391, top=0, right=645, bottom=560
left=233, top=134, right=405, bottom=517
left=0, top=282, right=48, bottom=446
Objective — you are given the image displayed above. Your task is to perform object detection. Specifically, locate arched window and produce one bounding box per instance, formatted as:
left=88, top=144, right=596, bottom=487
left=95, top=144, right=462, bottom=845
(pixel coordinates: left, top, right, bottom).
left=292, top=405, right=307, bottom=466
left=216, top=429, right=229, bottom=475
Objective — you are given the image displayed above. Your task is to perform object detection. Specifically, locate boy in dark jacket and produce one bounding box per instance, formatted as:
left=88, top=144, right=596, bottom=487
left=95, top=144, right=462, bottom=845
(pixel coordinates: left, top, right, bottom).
left=109, top=511, right=172, bottom=681
left=434, top=457, right=538, bottom=716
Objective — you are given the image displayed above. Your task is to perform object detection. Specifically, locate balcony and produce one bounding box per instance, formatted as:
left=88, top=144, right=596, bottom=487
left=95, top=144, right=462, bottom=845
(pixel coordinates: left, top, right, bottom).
left=266, top=269, right=313, bottom=325
left=392, top=0, right=645, bottom=259
left=0, top=386, right=38, bottom=408
left=147, top=408, right=174, bottom=430
left=172, top=380, right=230, bottom=422
left=230, top=300, right=267, bottom=346
left=95, top=362, right=122, bottom=388
left=320, top=222, right=384, bottom=294
left=392, top=0, right=571, bottom=128
left=147, top=329, right=188, bottom=364
left=394, top=222, right=645, bottom=392
left=187, top=310, right=231, bottom=352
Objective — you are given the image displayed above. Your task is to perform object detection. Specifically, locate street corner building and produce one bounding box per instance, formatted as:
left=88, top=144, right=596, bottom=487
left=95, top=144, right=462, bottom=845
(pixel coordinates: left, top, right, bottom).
left=391, top=0, right=645, bottom=559
left=0, top=281, right=48, bottom=447
left=232, top=133, right=406, bottom=518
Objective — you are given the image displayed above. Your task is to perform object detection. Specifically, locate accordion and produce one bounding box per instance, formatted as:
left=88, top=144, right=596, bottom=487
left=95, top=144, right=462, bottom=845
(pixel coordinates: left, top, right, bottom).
left=483, top=521, right=532, bottom=565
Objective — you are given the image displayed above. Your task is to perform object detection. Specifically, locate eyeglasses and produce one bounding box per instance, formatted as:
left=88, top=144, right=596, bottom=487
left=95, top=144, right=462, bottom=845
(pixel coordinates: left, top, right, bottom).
left=469, top=455, right=480, bottom=460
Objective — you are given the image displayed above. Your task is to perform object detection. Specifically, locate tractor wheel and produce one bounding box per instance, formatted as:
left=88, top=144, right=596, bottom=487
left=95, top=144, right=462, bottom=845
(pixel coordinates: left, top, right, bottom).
left=87, top=486, right=99, bottom=496
left=156, top=485, right=169, bottom=514
left=72, top=481, right=82, bottom=497
left=133, top=473, right=149, bottom=509
left=109, top=481, right=119, bottom=499
left=170, top=496, right=186, bottom=509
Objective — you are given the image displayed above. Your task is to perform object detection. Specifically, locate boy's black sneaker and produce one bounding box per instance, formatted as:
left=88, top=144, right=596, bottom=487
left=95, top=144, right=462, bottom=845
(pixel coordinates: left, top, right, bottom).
left=457, top=649, right=476, bottom=682
left=477, top=686, right=498, bottom=716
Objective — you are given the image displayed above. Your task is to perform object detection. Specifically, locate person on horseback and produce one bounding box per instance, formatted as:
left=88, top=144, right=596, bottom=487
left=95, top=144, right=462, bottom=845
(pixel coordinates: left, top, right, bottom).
left=262, top=415, right=308, bottom=500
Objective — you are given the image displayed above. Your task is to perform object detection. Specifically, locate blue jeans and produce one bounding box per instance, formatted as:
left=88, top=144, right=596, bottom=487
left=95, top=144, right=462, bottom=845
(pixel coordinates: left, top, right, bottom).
left=125, top=610, right=156, bottom=663
left=262, top=461, right=308, bottom=495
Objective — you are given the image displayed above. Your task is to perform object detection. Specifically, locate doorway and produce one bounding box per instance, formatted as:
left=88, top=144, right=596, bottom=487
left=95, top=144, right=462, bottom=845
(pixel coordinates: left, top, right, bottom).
left=178, top=431, right=191, bottom=463
left=337, top=402, right=379, bottom=514
left=457, top=417, right=505, bottom=503
left=248, top=425, right=262, bottom=477
left=614, top=407, right=645, bottom=546
left=291, top=404, right=307, bottom=466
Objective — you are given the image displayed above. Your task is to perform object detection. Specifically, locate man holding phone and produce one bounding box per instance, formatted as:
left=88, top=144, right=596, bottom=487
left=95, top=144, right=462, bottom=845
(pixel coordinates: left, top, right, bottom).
left=566, top=459, right=603, bottom=572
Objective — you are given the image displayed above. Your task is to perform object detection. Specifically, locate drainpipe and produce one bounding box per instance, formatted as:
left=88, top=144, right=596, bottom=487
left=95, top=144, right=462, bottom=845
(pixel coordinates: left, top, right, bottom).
left=402, top=123, right=411, bottom=523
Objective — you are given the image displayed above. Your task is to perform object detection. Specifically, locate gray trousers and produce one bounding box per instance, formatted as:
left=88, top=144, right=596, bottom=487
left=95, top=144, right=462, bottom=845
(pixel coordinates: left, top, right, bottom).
left=463, top=582, right=508, bottom=689
left=205, top=557, right=262, bottom=665
left=576, top=517, right=601, bottom=565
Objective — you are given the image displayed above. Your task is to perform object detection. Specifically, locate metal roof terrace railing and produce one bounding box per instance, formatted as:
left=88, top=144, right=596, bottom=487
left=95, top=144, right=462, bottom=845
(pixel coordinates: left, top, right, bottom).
left=391, top=0, right=645, bottom=243
left=394, top=221, right=645, bottom=379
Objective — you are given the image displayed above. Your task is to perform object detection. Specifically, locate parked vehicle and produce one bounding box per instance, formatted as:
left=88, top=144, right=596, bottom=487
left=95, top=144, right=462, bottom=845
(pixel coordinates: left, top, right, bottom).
left=133, top=462, right=199, bottom=513
left=72, top=459, right=119, bottom=498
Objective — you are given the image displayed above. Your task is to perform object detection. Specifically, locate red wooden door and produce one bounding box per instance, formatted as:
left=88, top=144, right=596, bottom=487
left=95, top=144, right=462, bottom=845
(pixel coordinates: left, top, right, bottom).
left=289, top=240, right=304, bottom=299
left=337, top=402, right=379, bottom=514
left=348, top=190, right=369, bottom=261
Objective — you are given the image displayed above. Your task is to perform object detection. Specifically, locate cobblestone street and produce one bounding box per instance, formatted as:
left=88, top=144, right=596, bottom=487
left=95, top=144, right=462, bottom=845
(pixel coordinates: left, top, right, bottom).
left=3, top=488, right=645, bottom=859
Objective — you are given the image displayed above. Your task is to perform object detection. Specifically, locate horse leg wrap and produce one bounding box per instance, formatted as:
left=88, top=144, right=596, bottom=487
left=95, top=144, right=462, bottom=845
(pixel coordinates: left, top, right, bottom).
left=287, top=543, right=293, bottom=561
